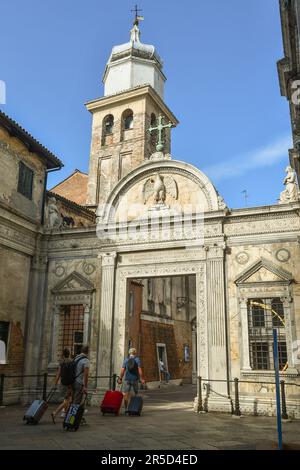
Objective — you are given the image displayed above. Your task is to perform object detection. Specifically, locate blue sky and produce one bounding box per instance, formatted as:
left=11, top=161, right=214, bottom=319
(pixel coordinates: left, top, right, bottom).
left=0, top=0, right=291, bottom=208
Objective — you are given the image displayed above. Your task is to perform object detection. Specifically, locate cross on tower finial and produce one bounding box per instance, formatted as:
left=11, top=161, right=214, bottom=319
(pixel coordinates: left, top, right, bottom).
left=148, top=114, right=174, bottom=153
left=131, top=4, right=143, bottom=26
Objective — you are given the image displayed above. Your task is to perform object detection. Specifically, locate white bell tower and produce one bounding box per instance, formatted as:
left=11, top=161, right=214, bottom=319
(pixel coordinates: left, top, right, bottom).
left=102, top=18, right=166, bottom=99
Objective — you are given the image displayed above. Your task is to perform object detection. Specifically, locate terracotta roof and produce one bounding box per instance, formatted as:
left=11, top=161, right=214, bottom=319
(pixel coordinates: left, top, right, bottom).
left=50, top=169, right=88, bottom=206
left=50, top=169, right=88, bottom=190
left=0, top=109, right=63, bottom=169
left=47, top=190, right=95, bottom=220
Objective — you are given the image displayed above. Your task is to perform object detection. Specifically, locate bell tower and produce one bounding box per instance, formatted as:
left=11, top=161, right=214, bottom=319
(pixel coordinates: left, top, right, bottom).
left=85, top=17, right=178, bottom=209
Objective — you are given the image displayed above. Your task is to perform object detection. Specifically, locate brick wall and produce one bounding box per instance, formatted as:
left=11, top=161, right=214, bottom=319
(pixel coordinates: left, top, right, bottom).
left=140, top=320, right=192, bottom=382
left=127, top=281, right=143, bottom=353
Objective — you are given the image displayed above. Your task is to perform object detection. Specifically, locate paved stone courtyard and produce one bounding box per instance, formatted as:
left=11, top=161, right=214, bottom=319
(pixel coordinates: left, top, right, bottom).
left=0, top=385, right=299, bottom=450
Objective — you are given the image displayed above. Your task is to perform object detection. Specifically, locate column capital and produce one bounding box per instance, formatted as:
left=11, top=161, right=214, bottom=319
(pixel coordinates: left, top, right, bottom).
left=32, top=254, right=48, bottom=270
left=98, top=252, right=117, bottom=267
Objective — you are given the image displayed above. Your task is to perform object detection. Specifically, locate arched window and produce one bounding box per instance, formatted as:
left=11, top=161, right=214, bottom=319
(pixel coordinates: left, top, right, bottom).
left=104, top=114, right=114, bottom=134
left=150, top=113, right=157, bottom=152
left=123, top=109, right=134, bottom=130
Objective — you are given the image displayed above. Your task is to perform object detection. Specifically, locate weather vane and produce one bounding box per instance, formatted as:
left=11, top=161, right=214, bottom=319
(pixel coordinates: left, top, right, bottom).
left=131, top=4, right=144, bottom=26
left=242, top=189, right=249, bottom=207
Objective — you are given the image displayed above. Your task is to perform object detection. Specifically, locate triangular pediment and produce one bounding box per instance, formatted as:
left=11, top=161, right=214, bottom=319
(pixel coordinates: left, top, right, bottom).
left=52, top=271, right=94, bottom=293
left=235, top=258, right=293, bottom=285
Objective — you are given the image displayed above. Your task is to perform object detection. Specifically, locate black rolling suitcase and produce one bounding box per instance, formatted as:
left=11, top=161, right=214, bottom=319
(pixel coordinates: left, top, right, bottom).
left=127, top=395, right=143, bottom=416
left=63, top=394, right=87, bottom=431
left=23, top=388, right=56, bottom=424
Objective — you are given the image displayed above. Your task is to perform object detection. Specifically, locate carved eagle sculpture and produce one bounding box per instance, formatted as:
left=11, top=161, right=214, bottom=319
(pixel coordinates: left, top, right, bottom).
left=143, top=173, right=178, bottom=205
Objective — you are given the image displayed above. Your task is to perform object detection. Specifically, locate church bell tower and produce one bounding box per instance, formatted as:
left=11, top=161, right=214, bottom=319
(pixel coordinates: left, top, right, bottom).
left=85, top=16, right=178, bottom=209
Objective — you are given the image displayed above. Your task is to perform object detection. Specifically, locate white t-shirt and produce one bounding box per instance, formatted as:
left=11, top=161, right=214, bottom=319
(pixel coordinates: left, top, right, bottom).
left=74, top=354, right=90, bottom=385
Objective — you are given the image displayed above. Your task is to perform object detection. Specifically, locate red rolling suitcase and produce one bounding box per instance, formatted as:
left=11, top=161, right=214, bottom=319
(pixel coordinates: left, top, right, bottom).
left=100, top=390, right=123, bottom=416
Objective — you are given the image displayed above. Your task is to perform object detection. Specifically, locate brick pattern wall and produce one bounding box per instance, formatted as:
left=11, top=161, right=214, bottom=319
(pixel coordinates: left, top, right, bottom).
left=173, top=321, right=193, bottom=383
left=127, top=281, right=143, bottom=353
left=140, top=320, right=192, bottom=382
left=51, top=171, right=88, bottom=206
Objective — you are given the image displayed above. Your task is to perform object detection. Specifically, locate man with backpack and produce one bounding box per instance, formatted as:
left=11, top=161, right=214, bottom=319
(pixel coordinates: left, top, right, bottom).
left=117, top=347, right=145, bottom=412
left=72, top=345, right=90, bottom=405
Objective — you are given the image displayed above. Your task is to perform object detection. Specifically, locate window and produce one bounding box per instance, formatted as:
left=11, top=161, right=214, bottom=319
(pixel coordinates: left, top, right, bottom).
left=128, top=291, right=134, bottom=317
left=159, top=302, right=166, bottom=316
left=251, top=300, right=265, bottom=327
left=73, top=331, right=84, bottom=357
left=150, top=113, right=157, bottom=126
left=150, top=114, right=157, bottom=152
left=248, top=298, right=287, bottom=371
left=18, top=162, right=33, bottom=199
left=147, top=299, right=155, bottom=313
left=0, top=321, right=9, bottom=364
left=123, top=109, right=133, bottom=130
left=104, top=114, right=114, bottom=134
left=58, top=305, right=84, bottom=358
left=271, top=298, right=285, bottom=327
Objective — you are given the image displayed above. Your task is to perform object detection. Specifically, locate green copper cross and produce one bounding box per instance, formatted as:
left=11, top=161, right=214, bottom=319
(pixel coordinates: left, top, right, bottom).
left=148, top=114, right=173, bottom=152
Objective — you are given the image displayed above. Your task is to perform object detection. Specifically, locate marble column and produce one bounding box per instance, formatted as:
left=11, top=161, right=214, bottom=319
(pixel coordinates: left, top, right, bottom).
left=205, top=248, right=232, bottom=411
left=83, top=305, right=90, bottom=344
left=191, top=324, right=197, bottom=385
left=23, top=253, right=48, bottom=393
left=239, top=298, right=252, bottom=372
left=97, top=252, right=117, bottom=389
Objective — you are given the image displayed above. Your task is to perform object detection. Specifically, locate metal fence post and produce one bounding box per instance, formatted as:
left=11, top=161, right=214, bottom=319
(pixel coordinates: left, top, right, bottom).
left=112, top=374, right=117, bottom=391
left=280, top=380, right=288, bottom=420
left=234, top=378, right=241, bottom=416
left=0, top=374, right=4, bottom=406
left=203, top=382, right=210, bottom=413
left=42, top=373, right=48, bottom=401
left=197, top=376, right=204, bottom=413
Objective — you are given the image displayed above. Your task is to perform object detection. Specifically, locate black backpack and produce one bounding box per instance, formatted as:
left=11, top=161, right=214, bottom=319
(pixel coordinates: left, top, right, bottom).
left=127, top=357, right=139, bottom=377
left=60, top=356, right=83, bottom=386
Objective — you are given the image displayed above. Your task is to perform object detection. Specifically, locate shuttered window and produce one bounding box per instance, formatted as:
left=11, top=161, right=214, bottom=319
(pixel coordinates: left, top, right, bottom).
left=17, top=162, right=33, bottom=199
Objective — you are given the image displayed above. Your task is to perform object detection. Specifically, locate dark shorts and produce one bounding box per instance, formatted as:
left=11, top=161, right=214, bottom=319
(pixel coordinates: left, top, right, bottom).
left=60, top=384, right=72, bottom=400
left=123, top=380, right=138, bottom=394
left=72, top=382, right=84, bottom=404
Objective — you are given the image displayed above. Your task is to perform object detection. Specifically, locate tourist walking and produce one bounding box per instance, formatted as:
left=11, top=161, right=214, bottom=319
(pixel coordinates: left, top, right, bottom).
left=51, top=348, right=73, bottom=423
left=118, top=347, right=145, bottom=413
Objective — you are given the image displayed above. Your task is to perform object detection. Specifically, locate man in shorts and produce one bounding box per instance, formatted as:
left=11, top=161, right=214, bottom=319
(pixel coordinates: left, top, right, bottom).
left=72, top=345, right=90, bottom=405
left=118, top=347, right=145, bottom=412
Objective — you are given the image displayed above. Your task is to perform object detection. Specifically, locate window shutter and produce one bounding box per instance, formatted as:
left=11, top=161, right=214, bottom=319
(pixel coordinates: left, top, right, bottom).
left=18, top=162, right=33, bottom=199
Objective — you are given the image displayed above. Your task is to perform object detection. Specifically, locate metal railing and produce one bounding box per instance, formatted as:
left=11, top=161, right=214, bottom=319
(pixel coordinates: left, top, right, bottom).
left=196, top=376, right=300, bottom=418
left=0, top=373, right=118, bottom=406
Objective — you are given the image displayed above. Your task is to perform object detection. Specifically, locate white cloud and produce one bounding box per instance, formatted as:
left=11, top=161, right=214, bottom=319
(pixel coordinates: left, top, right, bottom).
left=203, top=135, right=292, bottom=182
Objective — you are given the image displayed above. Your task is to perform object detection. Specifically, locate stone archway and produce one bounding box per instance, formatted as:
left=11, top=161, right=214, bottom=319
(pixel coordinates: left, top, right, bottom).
left=95, top=158, right=231, bottom=411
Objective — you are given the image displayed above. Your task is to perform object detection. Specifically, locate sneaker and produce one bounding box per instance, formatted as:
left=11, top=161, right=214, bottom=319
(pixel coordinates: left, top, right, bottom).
left=60, top=411, right=66, bottom=418
left=80, top=417, right=87, bottom=426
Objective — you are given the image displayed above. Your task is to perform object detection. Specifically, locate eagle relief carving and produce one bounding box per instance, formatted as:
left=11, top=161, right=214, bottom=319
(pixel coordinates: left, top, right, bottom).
left=143, top=173, right=178, bottom=208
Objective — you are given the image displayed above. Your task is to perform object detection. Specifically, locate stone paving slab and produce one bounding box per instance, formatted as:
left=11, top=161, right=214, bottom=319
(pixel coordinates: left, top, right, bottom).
left=0, top=385, right=299, bottom=450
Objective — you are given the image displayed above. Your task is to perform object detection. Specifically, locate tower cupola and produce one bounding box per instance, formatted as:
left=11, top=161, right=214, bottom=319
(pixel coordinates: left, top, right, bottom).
left=102, top=20, right=166, bottom=99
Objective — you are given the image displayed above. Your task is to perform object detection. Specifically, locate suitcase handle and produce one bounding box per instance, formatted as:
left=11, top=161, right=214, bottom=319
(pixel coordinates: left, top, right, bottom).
left=46, top=386, right=57, bottom=403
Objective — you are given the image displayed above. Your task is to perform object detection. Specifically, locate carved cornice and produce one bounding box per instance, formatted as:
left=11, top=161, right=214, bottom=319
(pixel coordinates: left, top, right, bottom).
left=235, top=257, right=293, bottom=286
left=52, top=270, right=95, bottom=294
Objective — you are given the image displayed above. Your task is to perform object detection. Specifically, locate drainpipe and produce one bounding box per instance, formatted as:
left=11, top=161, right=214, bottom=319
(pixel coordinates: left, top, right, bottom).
left=223, top=237, right=231, bottom=399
